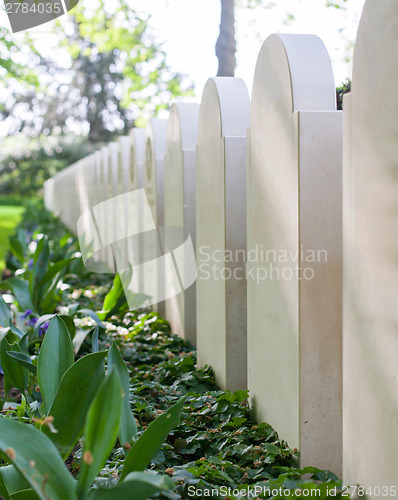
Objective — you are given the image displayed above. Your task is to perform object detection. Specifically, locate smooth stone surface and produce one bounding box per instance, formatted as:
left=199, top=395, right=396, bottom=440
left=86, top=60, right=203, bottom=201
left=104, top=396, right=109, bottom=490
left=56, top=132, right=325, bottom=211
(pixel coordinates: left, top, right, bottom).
left=164, top=102, right=200, bottom=345
left=196, top=77, right=250, bottom=392
left=142, top=118, right=168, bottom=312
left=247, top=33, right=342, bottom=475
left=128, top=128, right=147, bottom=293
left=44, top=178, right=55, bottom=213
left=343, top=0, right=398, bottom=487
left=76, top=155, right=96, bottom=266
left=96, top=146, right=112, bottom=269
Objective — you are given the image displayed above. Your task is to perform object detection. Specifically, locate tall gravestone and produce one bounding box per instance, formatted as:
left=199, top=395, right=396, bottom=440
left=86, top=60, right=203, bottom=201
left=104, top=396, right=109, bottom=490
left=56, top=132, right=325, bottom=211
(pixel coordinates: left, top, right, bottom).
left=55, top=166, right=69, bottom=229
left=115, top=136, right=133, bottom=280
left=67, top=161, right=82, bottom=232
left=87, top=155, right=98, bottom=226
left=130, top=128, right=146, bottom=191
left=44, top=178, right=55, bottom=213
left=93, top=151, right=102, bottom=211
left=164, top=103, right=200, bottom=344
left=76, top=156, right=95, bottom=260
left=90, top=151, right=109, bottom=272
left=108, top=142, right=120, bottom=270
left=115, top=135, right=146, bottom=297
left=143, top=118, right=168, bottom=313
left=343, top=0, right=398, bottom=487
left=97, top=146, right=113, bottom=271
left=247, top=34, right=343, bottom=474
left=93, top=150, right=108, bottom=268
left=128, top=128, right=146, bottom=293
left=196, top=77, right=250, bottom=391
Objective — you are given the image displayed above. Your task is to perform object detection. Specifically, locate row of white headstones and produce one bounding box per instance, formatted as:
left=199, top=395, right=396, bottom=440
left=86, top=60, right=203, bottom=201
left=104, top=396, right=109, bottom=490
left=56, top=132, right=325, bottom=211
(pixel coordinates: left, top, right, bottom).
left=44, top=0, right=397, bottom=489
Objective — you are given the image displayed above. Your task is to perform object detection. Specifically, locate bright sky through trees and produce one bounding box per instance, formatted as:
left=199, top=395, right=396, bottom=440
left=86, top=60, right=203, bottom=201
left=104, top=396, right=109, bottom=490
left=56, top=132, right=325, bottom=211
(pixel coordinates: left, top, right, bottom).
left=0, top=0, right=366, bottom=99
left=131, top=0, right=366, bottom=96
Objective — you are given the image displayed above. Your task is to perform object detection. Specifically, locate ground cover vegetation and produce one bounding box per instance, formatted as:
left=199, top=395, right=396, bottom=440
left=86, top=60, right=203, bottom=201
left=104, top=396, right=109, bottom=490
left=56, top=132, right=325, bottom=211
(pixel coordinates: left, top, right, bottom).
left=0, top=200, right=349, bottom=499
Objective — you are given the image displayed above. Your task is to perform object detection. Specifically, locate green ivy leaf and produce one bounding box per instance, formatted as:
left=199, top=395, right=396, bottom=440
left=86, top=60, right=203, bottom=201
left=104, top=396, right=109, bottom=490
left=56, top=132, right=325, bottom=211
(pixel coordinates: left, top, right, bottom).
left=90, top=472, right=173, bottom=500
left=120, top=396, right=186, bottom=480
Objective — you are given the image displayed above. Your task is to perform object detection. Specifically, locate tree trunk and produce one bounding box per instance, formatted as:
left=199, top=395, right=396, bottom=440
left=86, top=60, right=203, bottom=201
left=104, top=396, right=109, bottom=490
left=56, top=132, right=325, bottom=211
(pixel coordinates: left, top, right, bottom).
left=216, top=0, right=236, bottom=76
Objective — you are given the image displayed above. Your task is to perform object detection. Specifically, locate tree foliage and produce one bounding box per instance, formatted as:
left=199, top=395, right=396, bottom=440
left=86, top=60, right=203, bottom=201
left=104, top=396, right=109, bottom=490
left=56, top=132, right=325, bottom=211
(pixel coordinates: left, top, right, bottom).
left=0, top=27, right=39, bottom=86
left=0, top=135, right=97, bottom=197
left=0, top=0, right=193, bottom=141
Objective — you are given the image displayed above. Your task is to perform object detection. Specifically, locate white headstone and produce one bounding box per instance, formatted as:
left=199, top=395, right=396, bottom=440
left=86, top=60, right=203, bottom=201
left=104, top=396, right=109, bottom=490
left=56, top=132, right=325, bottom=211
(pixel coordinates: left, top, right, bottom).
left=90, top=149, right=108, bottom=271
left=94, top=151, right=102, bottom=211
left=143, top=118, right=168, bottom=313
left=196, top=77, right=250, bottom=391
left=107, top=142, right=119, bottom=269
left=76, top=156, right=96, bottom=261
left=130, top=128, right=146, bottom=191
left=247, top=34, right=342, bottom=474
left=343, top=0, right=398, bottom=487
left=69, top=161, right=83, bottom=232
left=43, top=178, right=55, bottom=213
left=115, top=135, right=145, bottom=297
left=100, top=145, right=114, bottom=270
left=164, top=102, right=199, bottom=344
left=128, top=128, right=146, bottom=293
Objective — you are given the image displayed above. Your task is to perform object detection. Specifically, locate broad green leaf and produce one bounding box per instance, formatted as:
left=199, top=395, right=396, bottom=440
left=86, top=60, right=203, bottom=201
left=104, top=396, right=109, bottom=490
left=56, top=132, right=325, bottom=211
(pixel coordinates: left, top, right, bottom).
left=10, top=490, right=40, bottom=500
left=0, top=464, right=30, bottom=500
left=0, top=293, right=11, bottom=327
left=0, top=417, right=77, bottom=500
left=42, top=352, right=107, bottom=459
left=33, top=314, right=74, bottom=338
left=0, top=337, right=29, bottom=392
left=8, top=320, right=24, bottom=339
left=59, top=315, right=76, bottom=339
left=91, top=326, right=99, bottom=353
left=37, top=316, right=74, bottom=413
left=7, top=352, right=37, bottom=376
left=8, top=235, right=25, bottom=263
left=72, top=329, right=90, bottom=355
left=29, top=237, right=50, bottom=305
left=0, top=279, right=34, bottom=312
left=120, top=396, right=186, bottom=480
left=38, top=259, right=73, bottom=289
left=97, top=272, right=130, bottom=320
left=77, top=372, right=122, bottom=495
left=90, top=472, right=173, bottom=500
left=108, top=343, right=137, bottom=447
left=18, top=332, right=31, bottom=354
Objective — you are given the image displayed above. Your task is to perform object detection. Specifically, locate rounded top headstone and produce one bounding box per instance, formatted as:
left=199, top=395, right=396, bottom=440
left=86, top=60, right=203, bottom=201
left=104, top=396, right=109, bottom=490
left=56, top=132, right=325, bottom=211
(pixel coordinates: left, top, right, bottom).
left=351, top=0, right=398, bottom=163
left=252, top=34, right=336, bottom=120
left=167, top=102, right=200, bottom=151
left=198, top=77, right=250, bottom=147
left=146, top=118, right=168, bottom=160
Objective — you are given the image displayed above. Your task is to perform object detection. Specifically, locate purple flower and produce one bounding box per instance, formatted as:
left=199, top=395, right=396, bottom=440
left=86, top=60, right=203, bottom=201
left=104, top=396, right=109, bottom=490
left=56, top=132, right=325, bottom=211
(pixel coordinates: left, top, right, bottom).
left=39, top=322, right=49, bottom=336
left=22, top=309, right=33, bottom=319
left=29, top=317, right=38, bottom=327
left=28, top=259, right=34, bottom=270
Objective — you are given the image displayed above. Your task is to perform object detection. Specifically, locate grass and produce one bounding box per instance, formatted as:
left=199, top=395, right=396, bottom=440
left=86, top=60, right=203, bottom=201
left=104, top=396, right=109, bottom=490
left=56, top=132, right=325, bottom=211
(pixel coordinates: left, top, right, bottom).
left=0, top=204, right=25, bottom=273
